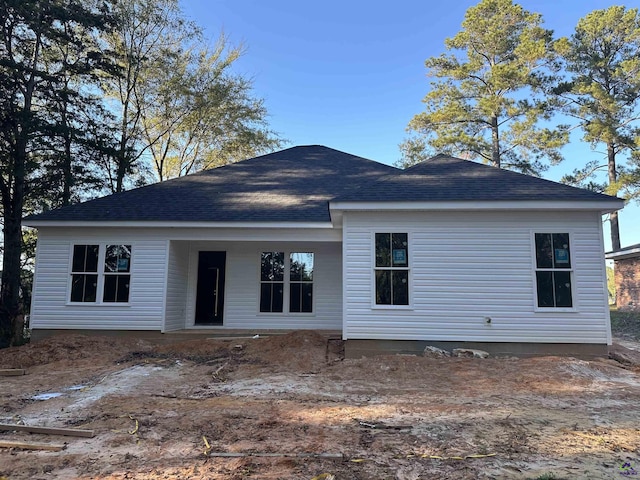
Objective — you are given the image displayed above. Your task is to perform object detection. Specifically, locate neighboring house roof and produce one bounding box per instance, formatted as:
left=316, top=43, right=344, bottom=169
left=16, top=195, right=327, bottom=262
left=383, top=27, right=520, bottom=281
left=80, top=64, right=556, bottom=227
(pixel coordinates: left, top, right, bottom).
left=25, top=146, right=623, bottom=226
left=605, top=243, right=640, bottom=261
left=334, top=154, right=622, bottom=203
left=25, top=146, right=398, bottom=224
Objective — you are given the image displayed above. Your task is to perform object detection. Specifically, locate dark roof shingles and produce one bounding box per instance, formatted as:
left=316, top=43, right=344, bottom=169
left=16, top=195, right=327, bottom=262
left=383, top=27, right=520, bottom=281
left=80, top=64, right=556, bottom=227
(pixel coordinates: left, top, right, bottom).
left=26, top=145, right=398, bottom=223
left=335, top=154, right=622, bottom=202
left=27, top=148, right=621, bottom=224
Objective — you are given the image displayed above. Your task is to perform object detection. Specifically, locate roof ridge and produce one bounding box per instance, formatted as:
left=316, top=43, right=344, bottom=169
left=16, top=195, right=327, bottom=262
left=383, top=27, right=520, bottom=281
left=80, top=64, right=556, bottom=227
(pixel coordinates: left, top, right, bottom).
left=402, top=153, right=453, bottom=170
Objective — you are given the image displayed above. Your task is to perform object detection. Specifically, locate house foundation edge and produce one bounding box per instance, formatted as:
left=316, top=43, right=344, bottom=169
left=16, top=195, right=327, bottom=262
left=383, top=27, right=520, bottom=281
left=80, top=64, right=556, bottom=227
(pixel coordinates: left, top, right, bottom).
left=344, top=339, right=609, bottom=359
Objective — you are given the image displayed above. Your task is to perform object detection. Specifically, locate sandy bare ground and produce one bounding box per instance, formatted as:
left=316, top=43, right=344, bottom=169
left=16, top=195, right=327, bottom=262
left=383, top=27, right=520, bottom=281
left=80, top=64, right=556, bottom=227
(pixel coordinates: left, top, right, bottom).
left=1, top=332, right=640, bottom=479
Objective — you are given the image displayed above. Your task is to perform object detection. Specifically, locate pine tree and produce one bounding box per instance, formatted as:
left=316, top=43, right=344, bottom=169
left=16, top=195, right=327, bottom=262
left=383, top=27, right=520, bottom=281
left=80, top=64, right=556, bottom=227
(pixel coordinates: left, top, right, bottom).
left=403, top=0, right=567, bottom=174
left=555, top=6, right=640, bottom=250
left=0, top=0, right=117, bottom=346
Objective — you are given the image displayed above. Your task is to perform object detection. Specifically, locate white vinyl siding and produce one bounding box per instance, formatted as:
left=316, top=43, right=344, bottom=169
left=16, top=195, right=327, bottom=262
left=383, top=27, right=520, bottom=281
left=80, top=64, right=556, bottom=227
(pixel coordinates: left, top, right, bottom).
left=30, top=228, right=342, bottom=332
left=164, top=241, right=190, bottom=331
left=342, top=210, right=611, bottom=344
left=30, top=229, right=167, bottom=330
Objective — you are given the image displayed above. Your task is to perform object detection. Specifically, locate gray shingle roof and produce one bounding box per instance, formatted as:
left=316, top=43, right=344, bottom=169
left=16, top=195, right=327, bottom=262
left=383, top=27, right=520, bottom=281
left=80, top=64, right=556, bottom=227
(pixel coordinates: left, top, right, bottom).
left=25, top=146, right=398, bottom=223
left=25, top=148, right=622, bottom=225
left=334, top=154, right=623, bottom=202
left=606, top=243, right=640, bottom=257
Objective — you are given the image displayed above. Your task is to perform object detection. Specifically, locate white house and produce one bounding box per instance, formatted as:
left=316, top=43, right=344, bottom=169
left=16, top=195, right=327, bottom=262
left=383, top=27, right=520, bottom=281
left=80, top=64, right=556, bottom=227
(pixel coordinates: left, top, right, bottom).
left=24, top=146, right=624, bottom=356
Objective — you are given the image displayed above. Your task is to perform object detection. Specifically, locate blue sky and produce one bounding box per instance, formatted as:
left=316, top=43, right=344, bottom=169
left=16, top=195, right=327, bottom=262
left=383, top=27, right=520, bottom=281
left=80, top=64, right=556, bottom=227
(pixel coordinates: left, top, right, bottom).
left=181, top=0, right=639, bottom=250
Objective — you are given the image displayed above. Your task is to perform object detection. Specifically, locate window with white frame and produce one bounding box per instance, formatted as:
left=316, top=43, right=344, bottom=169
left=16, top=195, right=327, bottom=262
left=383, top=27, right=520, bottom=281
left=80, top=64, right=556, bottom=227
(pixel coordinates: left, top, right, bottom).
left=260, top=252, right=284, bottom=312
left=534, top=233, right=573, bottom=308
left=70, top=245, right=99, bottom=302
left=69, top=244, right=132, bottom=303
left=259, top=251, right=315, bottom=313
left=289, top=252, right=314, bottom=313
left=103, top=245, right=132, bottom=303
left=375, top=233, right=409, bottom=305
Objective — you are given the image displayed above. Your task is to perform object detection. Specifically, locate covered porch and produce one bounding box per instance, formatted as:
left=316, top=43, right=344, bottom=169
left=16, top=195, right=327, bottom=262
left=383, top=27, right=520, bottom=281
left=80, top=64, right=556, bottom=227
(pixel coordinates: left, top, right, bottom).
left=164, top=236, right=343, bottom=333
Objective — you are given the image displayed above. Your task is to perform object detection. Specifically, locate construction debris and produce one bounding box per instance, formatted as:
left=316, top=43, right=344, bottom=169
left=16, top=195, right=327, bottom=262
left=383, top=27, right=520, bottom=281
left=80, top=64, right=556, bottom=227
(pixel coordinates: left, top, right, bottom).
left=127, top=415, right=139, bottom=435
left=204, top=451, right=344, bottom=459
left=423, top=346, right=450, bottom=358
left=358, top=421, right=412, bottom=430
left=452, top=348, right=490, bottom=358
left=0, top=423, right=94, bottom=438
left=202, top=436, right=212, bottom=456
left=412, top=453, right=497, bottom=460
left=0, top=369, right=25, bottom=376
left=0, top=441, right=66, bottom=451
left=211, top=362, right=228, bottom=382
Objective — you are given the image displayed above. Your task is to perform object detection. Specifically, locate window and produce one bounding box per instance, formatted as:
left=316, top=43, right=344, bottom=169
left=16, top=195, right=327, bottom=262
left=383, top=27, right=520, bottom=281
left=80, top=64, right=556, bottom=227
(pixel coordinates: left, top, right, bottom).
left=259, top=251, right=315, bottom=313
left=69, top=244, right=132, bottom=303
left=375, top=233, right=409, bottom=305
left=260, top=252, right=284, bottom=312
left=534, top=233, right=572, bottom=308
left=70, top=245, right=99, bottom=302
left=290, top=252, right=314, bottom=313
left=103, top=245, right=132, bottom=303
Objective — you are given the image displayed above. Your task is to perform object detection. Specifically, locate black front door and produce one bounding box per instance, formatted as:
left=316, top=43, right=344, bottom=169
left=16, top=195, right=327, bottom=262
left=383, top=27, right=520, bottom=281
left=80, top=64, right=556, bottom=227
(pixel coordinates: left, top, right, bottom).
left=195, top=251, right=226, bottom=325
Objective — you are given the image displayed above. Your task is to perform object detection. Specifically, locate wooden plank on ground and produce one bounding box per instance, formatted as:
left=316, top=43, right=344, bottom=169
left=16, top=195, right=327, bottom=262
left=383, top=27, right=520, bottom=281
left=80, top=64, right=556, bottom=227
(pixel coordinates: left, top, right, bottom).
left=0, top=424, right=94, bottom=438
left=206, top=452, right=344, bottom=459
left=0, top=441, right=65, bottom=451
left=0, top=369, right=25, bottom=376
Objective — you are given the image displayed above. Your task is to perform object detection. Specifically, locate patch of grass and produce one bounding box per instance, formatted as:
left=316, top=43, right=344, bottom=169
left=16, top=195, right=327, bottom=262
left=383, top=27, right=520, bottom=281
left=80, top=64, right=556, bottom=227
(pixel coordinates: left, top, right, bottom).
left=610, top=308, right=640, bottom=341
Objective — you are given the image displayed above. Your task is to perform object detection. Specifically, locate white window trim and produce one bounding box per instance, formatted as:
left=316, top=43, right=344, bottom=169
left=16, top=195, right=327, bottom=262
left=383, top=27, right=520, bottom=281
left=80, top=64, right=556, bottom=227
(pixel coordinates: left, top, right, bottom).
left=530, top=231, right=577, bottom=312
left=66, top=243, right=133, bottom=306
left=371, top=232, right=413, bottom=310
left=257, top=251, right=316, bottom=316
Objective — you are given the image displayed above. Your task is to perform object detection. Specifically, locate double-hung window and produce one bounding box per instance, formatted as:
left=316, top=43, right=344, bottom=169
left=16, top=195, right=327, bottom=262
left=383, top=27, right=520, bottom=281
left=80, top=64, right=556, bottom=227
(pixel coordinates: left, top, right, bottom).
left=70, top=245, right=99, bottom=302
left=103, top=245, right=132, bottom=303
left=260, top=252, right=285, bottom=312
left=375, top=233, right=409, bottom=305
left=259, top=251, right=314, bottom=313
left=534, top=233, right=573, bottom=308
left=289, top=253, right=313, bottom=313
left=69, top=244, right=132, bottom=303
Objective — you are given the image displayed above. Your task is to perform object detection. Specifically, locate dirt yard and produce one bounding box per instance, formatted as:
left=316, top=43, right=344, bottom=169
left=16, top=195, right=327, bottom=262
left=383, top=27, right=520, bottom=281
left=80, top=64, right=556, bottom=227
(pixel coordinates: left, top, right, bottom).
left=1, top=332, right=640, bottom=480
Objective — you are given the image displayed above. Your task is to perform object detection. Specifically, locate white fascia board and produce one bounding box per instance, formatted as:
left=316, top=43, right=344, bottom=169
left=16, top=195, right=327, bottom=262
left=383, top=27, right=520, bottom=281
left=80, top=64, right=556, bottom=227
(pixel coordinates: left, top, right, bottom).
left=329, top=199, right=624, bottom=214
left=605, top=247, right=640, bottom=260
left=330, top=210, right=343, bottom=228
left=23, top=220, right=336, bottom=229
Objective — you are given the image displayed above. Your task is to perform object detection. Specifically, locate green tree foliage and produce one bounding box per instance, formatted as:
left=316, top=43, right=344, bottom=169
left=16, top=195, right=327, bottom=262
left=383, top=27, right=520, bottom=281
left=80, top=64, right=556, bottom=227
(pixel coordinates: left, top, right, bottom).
left=0, top=0, right=117, bottom=347
left=0, top=0, right=282, bottom=347
left=403, top=0, right=568, bottom=174
left=36, top=2, right=119, bottom=208
left=554, top=6, right=640, bottom=251
left=139, top=35, right=283, bottom=181
left=101, top=0, right=283, bottom=188
left=99, top=0, right=189, bottom=192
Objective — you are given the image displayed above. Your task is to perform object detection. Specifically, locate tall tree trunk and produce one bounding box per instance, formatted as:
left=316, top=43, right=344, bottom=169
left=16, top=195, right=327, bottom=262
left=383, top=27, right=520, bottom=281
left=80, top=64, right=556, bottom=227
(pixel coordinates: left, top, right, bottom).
left=61, top=102, right=73, bottom=206
left=607, top=143, right=621, bottom=251
left=0, top=144, right=26, bottom=348
left=491, top=115, right=500, bottom=168
left=115, top=98, right=130, bottom=193
left=116, top=146, right=126, bottom=193
left=0, top=23, right=41, bottom=347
